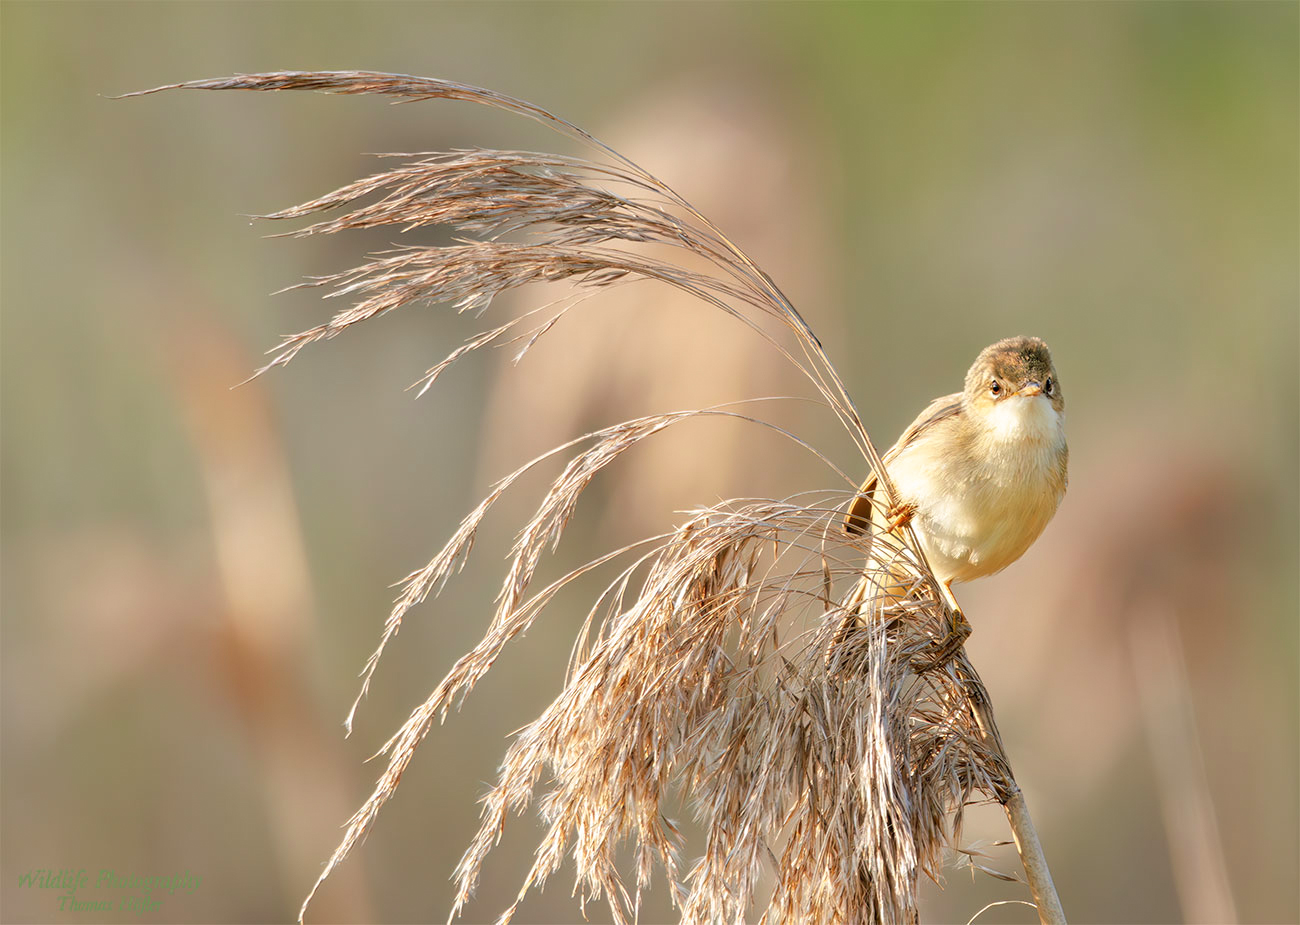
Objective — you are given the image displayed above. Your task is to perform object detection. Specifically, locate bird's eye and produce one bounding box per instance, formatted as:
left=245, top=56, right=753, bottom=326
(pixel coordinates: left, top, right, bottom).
left=1044, top=377, right=1054, bottom=395
left=989, top=380, right=1002, bottom=396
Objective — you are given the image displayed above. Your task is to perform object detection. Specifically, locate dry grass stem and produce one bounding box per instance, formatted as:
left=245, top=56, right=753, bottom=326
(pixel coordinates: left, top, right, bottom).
left=125, top=71, right=1064, bottom=924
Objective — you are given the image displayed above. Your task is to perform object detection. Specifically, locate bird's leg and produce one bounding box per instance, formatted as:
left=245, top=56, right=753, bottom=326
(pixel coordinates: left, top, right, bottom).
left=886, top=500, right=917, bottom=534
left=937, top=577, right=964, bottom=620
left=915, top=578, right=972, bottom=672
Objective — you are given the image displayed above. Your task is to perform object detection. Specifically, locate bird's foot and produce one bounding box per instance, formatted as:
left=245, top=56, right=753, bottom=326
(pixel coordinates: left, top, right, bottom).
left=913, top=580, right=972, bottom=672
left=886, top=501, right=917, bottom=533
left=914, top=606, right=972, bottom=672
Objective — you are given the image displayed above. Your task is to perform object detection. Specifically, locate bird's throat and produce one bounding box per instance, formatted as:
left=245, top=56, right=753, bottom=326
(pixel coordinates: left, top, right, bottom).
left=978, top=395, right=1065, bottom=449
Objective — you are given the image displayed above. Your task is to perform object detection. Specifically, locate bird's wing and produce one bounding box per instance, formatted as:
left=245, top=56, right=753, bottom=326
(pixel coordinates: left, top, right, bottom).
left=843, top=392, right=965, bottom=535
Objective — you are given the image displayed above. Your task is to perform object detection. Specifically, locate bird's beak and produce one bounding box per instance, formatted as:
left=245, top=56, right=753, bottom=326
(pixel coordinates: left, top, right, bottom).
left=1018, top=381, right=1043, bottom=397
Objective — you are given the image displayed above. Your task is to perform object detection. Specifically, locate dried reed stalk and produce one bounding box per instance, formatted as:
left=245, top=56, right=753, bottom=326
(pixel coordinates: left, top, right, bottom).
left=123, top=71, right=1065, bottom=925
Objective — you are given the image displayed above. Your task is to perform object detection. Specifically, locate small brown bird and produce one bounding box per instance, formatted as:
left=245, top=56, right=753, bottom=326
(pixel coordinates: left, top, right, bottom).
left=845, top=336, right=1068, bottom=618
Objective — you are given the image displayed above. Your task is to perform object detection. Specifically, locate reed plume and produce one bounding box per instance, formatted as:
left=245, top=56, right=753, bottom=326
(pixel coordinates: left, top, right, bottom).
left=123, top=71, right=1064, bottom=925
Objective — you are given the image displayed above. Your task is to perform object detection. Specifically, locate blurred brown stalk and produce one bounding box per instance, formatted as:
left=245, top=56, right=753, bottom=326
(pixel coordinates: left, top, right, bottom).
left=125, top=71, right=1065, bottom=925
left=168, top=315, right=377, bottom=923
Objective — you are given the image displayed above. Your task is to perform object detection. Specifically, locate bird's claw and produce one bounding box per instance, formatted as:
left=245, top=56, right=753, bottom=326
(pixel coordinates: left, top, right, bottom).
left=886, top=501, right=917, bottom=533
left=914, top=606, right=971, bottom=671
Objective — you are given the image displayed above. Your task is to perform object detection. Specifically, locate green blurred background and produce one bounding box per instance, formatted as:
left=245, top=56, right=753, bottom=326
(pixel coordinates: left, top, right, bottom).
left=3, top=2, right=1296, bottom=923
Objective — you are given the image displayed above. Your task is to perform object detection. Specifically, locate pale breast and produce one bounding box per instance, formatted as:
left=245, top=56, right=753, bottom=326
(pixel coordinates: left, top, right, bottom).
left=888, top=397, right=1066, bottom=584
